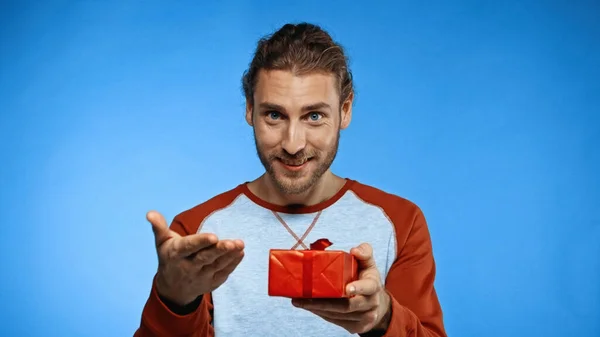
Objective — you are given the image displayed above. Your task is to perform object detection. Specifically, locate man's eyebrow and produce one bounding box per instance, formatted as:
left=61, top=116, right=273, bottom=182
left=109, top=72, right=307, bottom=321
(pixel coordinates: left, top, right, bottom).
left=302, top=102, right=331, bottom=112
left=258, top=102, right=285, bottom=111
left=257, top=102, right=332, bottom=112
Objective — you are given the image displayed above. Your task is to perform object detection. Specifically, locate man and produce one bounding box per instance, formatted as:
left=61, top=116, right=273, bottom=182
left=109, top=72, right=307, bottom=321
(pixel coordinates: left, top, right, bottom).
left=134, top=22, right=446, bottom=337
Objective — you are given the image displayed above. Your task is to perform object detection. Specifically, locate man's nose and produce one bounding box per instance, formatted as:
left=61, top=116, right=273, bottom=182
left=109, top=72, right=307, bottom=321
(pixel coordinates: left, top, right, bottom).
left=281, top=123, right=306, bottom=155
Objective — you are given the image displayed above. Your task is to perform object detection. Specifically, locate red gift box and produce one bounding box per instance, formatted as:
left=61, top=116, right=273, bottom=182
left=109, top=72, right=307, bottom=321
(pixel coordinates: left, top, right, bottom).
left=268, top=238, right=358, bottom=298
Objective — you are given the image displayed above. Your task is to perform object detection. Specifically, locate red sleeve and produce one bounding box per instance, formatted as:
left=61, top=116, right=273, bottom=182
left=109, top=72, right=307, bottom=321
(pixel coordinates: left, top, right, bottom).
left=133, top=278, right=214, bottom=337
left=382, top=206, right=447, bottom=337
left=349, top=181, right=446, bottom=337
left=133, top=216, right=214, bottom=337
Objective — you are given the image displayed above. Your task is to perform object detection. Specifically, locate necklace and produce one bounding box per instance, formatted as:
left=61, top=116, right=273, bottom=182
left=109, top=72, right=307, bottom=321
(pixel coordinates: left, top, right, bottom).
left=272, top=210, right=323, bottom=250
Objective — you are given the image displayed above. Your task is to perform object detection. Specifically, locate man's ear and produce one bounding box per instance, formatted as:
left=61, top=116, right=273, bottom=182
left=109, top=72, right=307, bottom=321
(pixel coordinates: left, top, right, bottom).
left=340, top=92, right=353, bottom=129
left=245, top=100, right=253, bottom=126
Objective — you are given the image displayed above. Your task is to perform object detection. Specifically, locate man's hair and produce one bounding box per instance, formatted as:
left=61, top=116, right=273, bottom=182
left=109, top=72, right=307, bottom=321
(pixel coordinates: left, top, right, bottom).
left=242, top=22, right=354, bottom=106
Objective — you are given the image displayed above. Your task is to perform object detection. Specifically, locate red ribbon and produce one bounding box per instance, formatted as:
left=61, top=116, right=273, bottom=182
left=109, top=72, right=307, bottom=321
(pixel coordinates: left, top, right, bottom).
left=302, top=238, right=333, bottom=297
left=310, top=238, right=332, bottom=250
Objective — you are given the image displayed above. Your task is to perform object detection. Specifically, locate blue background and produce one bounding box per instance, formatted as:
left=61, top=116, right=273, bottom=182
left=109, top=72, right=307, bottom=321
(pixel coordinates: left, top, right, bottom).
left=1, top=1, right=598, bottom=336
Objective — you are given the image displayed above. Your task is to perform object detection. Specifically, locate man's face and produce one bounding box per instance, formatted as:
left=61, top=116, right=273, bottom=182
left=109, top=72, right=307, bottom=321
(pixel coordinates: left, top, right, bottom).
left=246, top=70, right=352, bottom=195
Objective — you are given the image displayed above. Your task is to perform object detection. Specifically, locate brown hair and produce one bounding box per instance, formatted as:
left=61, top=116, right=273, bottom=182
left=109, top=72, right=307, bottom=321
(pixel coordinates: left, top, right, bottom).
left=242, top=22, right=354, bottom=106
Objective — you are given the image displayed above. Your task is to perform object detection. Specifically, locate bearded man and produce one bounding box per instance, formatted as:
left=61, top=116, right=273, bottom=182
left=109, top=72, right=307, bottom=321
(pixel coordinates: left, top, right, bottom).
left=134, top=22, right=447, bottom=337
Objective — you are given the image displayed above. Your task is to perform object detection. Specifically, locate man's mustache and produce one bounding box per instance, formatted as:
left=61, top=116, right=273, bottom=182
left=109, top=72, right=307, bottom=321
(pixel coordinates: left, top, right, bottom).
left=269, top=151, right=315, bottom=161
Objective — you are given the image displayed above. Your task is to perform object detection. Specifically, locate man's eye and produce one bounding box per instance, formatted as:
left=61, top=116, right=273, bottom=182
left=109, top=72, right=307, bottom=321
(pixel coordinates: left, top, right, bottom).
left=268, top=111, right=281, bottom=120
left=309, top=113, right=321, bottom=121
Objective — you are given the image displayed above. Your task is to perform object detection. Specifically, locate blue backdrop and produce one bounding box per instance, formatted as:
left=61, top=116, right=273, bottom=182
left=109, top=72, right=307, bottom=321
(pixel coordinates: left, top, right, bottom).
left=1, top=1, right=598, bottom=336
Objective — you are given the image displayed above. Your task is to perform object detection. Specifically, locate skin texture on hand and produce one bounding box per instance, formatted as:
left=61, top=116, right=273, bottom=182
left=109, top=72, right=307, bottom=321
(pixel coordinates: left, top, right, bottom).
left=291, top=243, right=392, bottom=335
left=147, top=210, right=246, bottom=306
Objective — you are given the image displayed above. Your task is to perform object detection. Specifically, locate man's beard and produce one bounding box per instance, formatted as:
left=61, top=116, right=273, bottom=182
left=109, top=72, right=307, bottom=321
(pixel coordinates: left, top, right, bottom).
left=254, top=130, right=340, bottom=195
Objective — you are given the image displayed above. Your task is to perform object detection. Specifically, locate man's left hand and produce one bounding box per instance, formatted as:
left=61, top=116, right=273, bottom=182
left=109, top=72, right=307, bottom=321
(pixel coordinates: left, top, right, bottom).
left=291, top=243, right=392, bottom=335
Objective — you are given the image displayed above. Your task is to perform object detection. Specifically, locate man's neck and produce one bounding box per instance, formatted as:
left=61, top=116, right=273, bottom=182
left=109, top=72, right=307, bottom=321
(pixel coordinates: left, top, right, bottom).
left=248, top=171, right=346, bottom=207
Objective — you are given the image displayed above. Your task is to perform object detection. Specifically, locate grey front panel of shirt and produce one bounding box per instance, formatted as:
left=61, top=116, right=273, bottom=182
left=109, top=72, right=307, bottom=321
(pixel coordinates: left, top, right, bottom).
left=198, top=191, right=397, bottom=337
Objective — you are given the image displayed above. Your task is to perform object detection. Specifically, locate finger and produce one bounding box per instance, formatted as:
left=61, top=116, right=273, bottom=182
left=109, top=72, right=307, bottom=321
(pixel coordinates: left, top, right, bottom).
left=192, top=239, right=242, bottom=266
left=350, top=243, right=382, bottom=283
left=304, top=307, right=377, bottom=322
left=211, top=251, right=245, bottom=286
left=232, top=239, right=245, bottom=250
left=147, top=211, right=178, bottom=247
left=292, top=296, right=372, bottom=314
left=350, top=243, right=376, bottom=270
left=310, top=313, right=377, bottom=335
left=171, top=233, right=219, bottom=259
left=204, top=248, right=245, bottom=274
left=347, top=278, right=380, bottom=297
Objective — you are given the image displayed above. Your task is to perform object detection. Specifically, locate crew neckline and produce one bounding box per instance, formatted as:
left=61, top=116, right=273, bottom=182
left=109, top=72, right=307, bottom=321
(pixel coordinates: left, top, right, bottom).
left=239, top=178, right=355, bottom=214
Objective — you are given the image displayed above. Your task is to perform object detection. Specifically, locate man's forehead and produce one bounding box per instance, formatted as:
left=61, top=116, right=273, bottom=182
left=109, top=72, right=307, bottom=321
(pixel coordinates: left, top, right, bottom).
left=254, top=70, right=339, bottom=108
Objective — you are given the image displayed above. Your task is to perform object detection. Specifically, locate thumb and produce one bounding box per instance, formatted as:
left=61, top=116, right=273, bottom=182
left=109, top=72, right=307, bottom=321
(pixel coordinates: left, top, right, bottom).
left=351, top=243, right=377, bottom=270
left=146, top=210, right=178, bottom=248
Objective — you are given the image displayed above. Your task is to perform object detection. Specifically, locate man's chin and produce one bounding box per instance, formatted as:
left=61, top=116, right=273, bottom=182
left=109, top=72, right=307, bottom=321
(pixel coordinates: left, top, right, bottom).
left=271, top=174, right=314, bottom=195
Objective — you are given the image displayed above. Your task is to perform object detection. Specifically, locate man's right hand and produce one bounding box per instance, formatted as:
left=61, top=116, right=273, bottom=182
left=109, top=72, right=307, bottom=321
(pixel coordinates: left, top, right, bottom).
left=147, top=210, right=245, bottom=307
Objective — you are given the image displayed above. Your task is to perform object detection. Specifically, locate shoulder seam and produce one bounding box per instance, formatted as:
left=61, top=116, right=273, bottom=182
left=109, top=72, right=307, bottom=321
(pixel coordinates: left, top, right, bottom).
left=172, top=185, right=245, bottom=235
left=346, top=190, right=398, bottom=256
left=197, top=193, right=247, bottom=233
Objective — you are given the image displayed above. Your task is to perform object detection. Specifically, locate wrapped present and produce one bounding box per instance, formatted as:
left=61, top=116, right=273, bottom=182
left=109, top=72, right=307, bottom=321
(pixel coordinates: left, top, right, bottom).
left=268, top=238, right=358, bottom=298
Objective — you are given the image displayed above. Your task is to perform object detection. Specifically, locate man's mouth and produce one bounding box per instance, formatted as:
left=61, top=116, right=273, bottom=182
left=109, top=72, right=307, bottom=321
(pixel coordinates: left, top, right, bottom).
left=277, top=158, right=311, bottom=171
left=281, top=160, right=307, bottom=166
